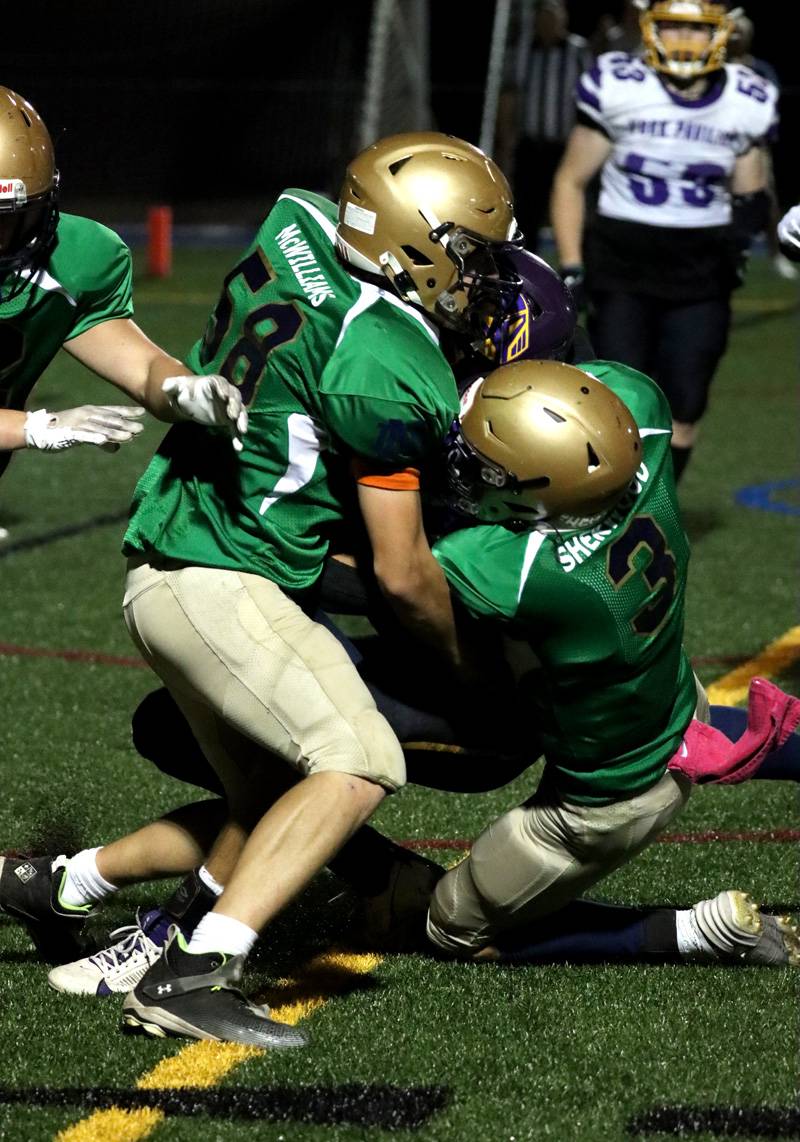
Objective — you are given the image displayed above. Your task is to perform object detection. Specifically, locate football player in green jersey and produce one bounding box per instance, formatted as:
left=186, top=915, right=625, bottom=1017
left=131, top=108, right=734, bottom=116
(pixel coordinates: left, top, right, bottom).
left=0, top=86, right=247, bottom=476
left=425, top=357, right=798, bottom=959
left=93, top=132, right=521, bottom=1045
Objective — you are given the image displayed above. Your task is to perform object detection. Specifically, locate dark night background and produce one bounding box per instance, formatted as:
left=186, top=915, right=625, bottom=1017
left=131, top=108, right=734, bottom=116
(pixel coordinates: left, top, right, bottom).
left=0, top=1, right=796, bottom=225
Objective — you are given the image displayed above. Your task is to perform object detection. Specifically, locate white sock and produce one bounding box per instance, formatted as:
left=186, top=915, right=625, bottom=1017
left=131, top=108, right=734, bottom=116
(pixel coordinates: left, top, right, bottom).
left=197, top=864, right=224, bottom=897
left=59, top=847, right=118, bottom=907
left=675, top=908, right=716, bottom=960
left=187, top=911, right=258, bottom=958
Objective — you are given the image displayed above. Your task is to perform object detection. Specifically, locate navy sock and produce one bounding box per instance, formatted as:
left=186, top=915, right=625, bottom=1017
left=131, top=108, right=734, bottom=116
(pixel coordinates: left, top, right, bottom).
left=491, top=900, right=683, bottom=965
left=492, top=899, right=651, bottom=964
left=710, top=704, right=800, bottom=780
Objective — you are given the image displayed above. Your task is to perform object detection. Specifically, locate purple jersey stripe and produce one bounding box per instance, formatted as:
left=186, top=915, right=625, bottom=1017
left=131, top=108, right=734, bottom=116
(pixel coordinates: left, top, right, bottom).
left=576, top=77, right=601, bottom=113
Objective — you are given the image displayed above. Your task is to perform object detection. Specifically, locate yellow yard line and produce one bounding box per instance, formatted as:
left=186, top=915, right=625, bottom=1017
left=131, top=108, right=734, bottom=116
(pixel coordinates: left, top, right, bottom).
left=705, top=625, right=800, bottom=706
left=54, top=951, right=382, bottom=1142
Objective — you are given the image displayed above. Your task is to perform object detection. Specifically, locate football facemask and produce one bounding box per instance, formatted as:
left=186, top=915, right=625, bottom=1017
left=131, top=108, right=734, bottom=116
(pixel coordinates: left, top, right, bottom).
left=429, top=225, right=523, bottom=337
left=476, top=247, right=577, bottom=365
left=636, top=0, right=740, bottom=81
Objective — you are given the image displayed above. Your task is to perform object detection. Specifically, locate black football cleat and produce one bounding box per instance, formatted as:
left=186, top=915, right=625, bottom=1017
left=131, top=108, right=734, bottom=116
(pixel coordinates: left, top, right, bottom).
left=122, top=928, right=308, bottom=1048
left=0, top=854, right=91, bottom=964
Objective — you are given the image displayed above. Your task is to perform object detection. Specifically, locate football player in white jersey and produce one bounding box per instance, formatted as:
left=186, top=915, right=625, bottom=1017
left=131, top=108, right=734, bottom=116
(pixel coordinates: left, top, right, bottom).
left=550, top=0, right=778, bottom=479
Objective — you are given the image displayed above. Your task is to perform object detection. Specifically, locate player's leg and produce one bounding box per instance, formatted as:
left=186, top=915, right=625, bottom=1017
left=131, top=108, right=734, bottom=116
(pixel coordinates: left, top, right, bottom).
left=131, top=686, right=223, bottom=795
left=588, top=290, right=658, bottom=375
left=652, top=295, right=731, bottom=480
left=47, top=705, right=302, bottom=998
left=121, top=559, right=402, bottom=1045
left=474, top=892, right=799, bottom=968
left=426, top=766, right=693, bottom=956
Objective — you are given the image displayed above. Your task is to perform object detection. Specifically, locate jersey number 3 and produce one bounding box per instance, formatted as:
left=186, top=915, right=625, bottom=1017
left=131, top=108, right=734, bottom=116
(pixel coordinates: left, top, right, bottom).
left=607, top=515, right=676, bottom=637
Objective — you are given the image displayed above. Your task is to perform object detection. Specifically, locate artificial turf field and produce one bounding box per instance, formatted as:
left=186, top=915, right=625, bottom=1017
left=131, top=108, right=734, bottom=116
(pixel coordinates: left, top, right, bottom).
left=0, top=248, right=798, bottom=1142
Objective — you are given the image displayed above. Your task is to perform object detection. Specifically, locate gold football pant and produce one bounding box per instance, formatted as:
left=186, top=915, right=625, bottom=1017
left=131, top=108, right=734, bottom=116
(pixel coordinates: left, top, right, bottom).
left=426, top=766, right=692, bottom=955
left=123, top=558, right=406, bottom=796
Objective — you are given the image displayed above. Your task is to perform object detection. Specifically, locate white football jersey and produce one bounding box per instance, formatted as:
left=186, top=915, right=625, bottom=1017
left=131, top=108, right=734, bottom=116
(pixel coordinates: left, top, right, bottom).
left=576, top=53, right=779, bottom=228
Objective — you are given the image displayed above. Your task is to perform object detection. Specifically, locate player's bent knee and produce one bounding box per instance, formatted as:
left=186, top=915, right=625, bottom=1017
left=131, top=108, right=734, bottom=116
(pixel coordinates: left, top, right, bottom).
left=303, top=707, right=407, bottom=793
left=425, top=859, right=495, bottom=957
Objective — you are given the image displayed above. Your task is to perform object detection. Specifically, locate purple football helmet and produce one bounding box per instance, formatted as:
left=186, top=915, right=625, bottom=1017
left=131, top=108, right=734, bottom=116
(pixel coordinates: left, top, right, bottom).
left=480, top=247, right=577, bottom=364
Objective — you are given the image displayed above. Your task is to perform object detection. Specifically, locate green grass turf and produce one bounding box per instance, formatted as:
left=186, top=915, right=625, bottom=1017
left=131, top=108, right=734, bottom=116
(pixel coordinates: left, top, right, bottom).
left=0, top=251, right=798, bottom=1141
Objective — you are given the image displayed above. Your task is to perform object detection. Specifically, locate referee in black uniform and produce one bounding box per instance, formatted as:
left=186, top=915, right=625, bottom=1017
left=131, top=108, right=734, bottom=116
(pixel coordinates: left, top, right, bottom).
left=496, top=0, right=594, bottom=251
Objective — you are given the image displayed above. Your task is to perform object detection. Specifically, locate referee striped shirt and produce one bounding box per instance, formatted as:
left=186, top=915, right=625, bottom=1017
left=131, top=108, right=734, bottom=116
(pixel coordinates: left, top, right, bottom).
left=511, top=34, right=594, bottom=143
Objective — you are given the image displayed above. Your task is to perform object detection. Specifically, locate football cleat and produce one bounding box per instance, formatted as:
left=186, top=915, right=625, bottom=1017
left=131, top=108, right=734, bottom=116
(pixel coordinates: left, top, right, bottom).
left=48, top=907, right=171, bottom=996
left=0, top=854, right=91, bottom=964
left=122, top=928, right=307, bottom=1048
left=691, top=890, right=800, bottom=967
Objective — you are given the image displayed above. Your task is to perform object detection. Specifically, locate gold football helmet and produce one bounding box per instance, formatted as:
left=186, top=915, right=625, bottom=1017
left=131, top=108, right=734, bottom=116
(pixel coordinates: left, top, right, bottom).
left=337, top=132, right=520, bottom=333
left=636, top=0, right=739, bottom=81
left=0, top=86, right=59, bottom=293
left=447, top=360, right=642, bottom=528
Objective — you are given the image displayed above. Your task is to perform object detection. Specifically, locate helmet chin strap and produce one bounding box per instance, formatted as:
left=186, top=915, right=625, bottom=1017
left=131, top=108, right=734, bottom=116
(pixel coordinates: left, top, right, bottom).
left=377, top=250, right=422, bottom=305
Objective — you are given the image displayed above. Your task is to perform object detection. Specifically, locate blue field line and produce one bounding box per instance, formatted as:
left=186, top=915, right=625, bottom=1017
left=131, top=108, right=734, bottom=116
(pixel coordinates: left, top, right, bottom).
left=735, top=478, right=800, bottom=515
left=117, top=222, right=257, bottom=249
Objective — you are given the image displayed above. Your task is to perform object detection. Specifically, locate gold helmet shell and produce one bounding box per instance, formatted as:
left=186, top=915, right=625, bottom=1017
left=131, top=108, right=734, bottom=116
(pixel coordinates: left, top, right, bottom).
left=0, top=86, right=59, bottom=287
left=635, top=0, right=738, bottom=81
left=337, top=131, right=519, bottom=329
left=448, top=360, right=642, bottom=527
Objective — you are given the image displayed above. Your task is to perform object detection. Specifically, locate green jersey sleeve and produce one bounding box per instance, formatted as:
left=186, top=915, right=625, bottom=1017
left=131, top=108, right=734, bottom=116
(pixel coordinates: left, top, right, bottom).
left=63, top=220, right=134, bottom=341
left=434, top=525, right=522, bottom=621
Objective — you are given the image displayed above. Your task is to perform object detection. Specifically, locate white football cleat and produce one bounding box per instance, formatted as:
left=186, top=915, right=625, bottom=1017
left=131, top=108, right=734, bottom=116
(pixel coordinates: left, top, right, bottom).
left=48, top=908, right=168, bottom=996
left=691, top=890, right=800, bottom=967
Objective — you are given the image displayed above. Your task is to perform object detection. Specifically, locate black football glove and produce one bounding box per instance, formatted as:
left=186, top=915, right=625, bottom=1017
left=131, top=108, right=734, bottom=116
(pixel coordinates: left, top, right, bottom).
left=559, top=264, right=586, bottom=311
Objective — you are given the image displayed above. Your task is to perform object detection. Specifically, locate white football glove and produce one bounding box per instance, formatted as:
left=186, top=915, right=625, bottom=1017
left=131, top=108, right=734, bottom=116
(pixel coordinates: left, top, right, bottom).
left=161, top=374, right=248, bottom=452
left=777, top=204, right=800, bottom=262
left=24, top=405, right=146, bottom=452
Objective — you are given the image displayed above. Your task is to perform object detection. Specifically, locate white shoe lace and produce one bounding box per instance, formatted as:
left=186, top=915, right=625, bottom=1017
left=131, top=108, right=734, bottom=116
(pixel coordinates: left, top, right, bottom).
left=89, top=920, right=159, bottom=974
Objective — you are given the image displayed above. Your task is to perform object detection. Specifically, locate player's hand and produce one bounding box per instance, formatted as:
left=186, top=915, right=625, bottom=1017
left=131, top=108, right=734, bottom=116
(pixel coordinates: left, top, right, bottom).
left=559, top=264, right=586, bottom=312
left=777, top=204, right=800, bottom=263
left=162, top=374, right=248, bottom=452
left=733, top=242, right=751, bottom=288
left=24, top=405, right=146, bottom=452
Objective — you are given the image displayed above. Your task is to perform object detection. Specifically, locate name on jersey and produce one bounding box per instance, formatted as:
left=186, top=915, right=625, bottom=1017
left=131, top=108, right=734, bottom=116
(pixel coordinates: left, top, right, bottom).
left=556, top=461, right=650, bottom=573
left=626, top=119, right=739, bottom=147
left=275, top=223, right=336, bottom=308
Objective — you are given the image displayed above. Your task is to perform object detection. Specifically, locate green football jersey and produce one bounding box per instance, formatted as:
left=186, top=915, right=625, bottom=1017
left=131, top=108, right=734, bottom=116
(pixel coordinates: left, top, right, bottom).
left=124, top=189, right=459, bottom=592
left=434, top=360, right=696, bottom=805
left=0, top=213, right=133, bottom=473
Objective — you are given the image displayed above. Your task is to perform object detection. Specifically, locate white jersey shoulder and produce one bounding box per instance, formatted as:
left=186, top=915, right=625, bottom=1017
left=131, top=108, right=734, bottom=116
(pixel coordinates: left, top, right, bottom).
left=576, top=55, right=778, bottom=229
